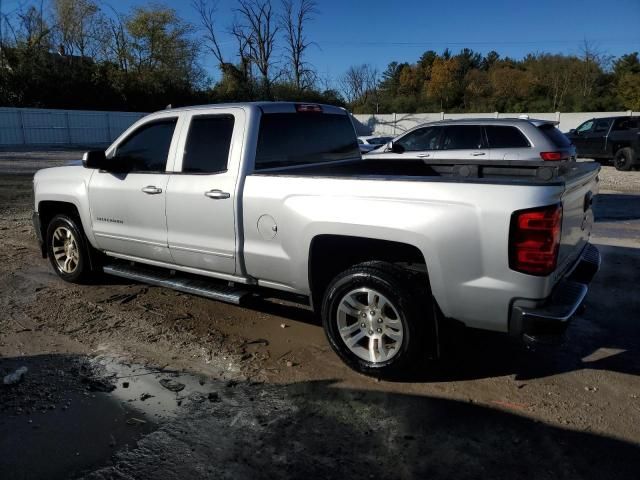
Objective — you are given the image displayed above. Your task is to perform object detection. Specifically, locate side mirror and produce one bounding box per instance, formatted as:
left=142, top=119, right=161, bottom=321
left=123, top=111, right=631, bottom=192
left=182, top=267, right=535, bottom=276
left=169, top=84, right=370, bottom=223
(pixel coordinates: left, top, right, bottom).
left=82, top=150, right=108, bottom=169
left=390, top=141, right=405, bottom=154
left=569, top=129, right=576, bottom=135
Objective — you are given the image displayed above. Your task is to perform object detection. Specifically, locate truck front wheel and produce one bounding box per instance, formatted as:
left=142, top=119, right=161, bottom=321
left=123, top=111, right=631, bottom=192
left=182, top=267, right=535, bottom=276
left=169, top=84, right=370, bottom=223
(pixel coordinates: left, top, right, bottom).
left=321, top=261, right=432, bottom=377
left=614, top=147, right=635, bottom=171
left=46, top=214, right=91, bottom=283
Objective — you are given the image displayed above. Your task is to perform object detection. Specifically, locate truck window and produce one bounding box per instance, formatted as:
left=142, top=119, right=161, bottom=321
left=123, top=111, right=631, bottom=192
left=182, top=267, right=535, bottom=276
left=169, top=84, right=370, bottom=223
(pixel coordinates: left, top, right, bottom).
left=441, top=125, right=483, bottom=150
left=255, top=113, right=359, bottom=170
left=613, top=118, right=639, bottom=131
left=576, top=120, right=594, bottom=133
left=485, top=126, right=530, bottom=148
left=593, top=119, right=611, bottom=133
left=114, top=119, right=177, bottom=172
left=537, top=124, right=572, bottom=148
left=182, top=115, right=235, bottom=174
left=368, top=136, right=392, bottom=145
left=396, top=127, right=442, bottom=151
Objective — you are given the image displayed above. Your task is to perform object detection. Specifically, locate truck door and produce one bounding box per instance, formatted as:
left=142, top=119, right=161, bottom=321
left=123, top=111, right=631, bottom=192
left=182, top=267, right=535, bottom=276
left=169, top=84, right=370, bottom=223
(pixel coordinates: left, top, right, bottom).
left=165, top=109, right=243, bottom=274
left=586, top=118, right=612, bottom=157
left=570, top=119, right=594, bottom=156
left=88, top=116, right=180, bottom=263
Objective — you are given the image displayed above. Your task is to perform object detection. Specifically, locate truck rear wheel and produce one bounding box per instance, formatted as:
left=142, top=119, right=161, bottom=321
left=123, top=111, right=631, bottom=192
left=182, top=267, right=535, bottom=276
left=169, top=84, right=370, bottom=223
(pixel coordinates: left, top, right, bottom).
left=614, top=147, right=635, bottom=171
left=46, top=214, right=91, bottom=283
left=321, top=261, right=432, bottom=377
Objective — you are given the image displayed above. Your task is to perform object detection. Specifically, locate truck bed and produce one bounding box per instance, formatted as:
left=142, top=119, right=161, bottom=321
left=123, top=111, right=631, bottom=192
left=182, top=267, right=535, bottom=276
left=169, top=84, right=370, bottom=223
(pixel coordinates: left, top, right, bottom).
left=254, top=158, right=600, bottom=185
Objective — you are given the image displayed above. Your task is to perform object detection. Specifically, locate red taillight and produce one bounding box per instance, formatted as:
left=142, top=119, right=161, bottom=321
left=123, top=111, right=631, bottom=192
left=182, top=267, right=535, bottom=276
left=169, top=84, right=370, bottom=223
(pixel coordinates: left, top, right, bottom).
left=295, top=103, right=323, bottom=113
left=509, top=204, right=562, bottom=276
left=540, top=151, right=569, bottom=161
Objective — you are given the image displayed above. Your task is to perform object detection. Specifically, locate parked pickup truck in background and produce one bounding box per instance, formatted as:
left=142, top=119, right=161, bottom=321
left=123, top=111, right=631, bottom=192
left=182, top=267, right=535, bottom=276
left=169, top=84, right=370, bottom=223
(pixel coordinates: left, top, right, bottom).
left=32, top=102, right=601, bottom=376
left=566, top=116, right=640, bottom=171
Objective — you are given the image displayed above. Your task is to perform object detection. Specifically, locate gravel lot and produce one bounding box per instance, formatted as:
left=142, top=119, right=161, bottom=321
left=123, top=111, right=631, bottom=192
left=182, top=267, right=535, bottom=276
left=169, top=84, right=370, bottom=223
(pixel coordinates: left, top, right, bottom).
left=1, top=150, right=639, bottom=479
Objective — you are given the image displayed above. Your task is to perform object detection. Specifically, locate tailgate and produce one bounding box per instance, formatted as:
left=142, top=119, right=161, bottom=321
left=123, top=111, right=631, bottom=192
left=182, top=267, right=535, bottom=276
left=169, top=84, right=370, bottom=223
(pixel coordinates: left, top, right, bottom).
left=555, top=166, right=599, bottom=277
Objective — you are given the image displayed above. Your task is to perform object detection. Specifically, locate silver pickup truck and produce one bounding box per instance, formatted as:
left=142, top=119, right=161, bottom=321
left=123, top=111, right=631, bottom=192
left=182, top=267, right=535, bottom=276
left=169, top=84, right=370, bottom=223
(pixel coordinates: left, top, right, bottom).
left=32, top=102, right=601, bottom=375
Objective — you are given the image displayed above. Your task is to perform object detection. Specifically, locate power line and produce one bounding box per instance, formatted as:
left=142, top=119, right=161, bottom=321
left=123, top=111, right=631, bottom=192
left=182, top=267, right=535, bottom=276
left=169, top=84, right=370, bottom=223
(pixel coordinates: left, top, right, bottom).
left=315, top=38, right=640, bottom=47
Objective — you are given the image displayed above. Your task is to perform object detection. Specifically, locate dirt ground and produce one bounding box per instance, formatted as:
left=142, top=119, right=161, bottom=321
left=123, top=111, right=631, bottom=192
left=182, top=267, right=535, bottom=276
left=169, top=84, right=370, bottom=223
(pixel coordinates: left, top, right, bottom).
left=1, top=150, right=639, bottom=479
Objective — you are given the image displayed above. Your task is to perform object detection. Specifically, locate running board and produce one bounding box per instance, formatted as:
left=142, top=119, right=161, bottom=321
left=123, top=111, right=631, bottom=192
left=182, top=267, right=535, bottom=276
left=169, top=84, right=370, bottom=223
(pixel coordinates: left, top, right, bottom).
left=103, top=263, right=250, bottom=305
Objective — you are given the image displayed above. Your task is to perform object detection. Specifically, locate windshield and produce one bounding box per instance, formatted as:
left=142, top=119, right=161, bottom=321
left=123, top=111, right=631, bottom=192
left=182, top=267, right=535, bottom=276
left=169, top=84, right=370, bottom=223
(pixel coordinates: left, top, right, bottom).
left=255, top=113, right=360, bottom=170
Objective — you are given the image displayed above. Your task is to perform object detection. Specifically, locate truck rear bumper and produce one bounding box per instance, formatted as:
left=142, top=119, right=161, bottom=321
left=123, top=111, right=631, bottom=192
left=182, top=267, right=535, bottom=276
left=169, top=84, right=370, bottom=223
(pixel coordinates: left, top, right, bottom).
left=509, top=243, right=600, bottom=341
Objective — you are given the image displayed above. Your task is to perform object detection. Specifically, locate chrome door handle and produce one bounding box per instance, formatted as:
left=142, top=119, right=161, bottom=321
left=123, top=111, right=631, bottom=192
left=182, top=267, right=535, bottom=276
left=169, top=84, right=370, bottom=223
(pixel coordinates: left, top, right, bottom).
left=471, top=152, right=486, bottom=156
left=141, top=185, right=163, bottom=194
left=205, top=189, right=231, bottom=200
left=417, top=153, right=431, bottom=158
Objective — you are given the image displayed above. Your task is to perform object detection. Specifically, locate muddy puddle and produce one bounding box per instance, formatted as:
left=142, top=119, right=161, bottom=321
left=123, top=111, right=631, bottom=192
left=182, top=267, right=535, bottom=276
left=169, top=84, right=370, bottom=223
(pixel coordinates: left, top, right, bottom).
left=0, top=353, right=224, bottom=480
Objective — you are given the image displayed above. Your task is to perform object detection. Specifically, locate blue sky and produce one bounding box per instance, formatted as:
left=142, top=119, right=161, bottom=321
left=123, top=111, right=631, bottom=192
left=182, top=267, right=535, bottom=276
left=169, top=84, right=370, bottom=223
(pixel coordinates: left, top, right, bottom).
left=4, top=0, right=640, bottom=85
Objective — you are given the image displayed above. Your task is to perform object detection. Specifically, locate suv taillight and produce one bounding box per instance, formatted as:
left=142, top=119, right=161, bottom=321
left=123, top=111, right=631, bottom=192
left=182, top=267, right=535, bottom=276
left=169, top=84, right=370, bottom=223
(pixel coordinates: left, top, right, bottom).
left=509, top=204, right=562, bottom=276
left=540, top=151, right=569, bottom=161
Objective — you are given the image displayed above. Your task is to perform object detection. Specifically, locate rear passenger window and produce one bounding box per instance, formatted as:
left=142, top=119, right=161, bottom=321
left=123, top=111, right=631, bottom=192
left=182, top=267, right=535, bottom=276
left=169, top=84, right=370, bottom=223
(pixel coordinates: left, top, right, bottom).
left=485, top=126, right=530, bottom=148
left=441, top=126, right=483, bottom=150
left=183, top=115, right=235, bottom=174
left=115, top=119, right=177, bottom=172
left=593, top=119, right=610, bottom=133
left=613, top=118, right=640, bottom=131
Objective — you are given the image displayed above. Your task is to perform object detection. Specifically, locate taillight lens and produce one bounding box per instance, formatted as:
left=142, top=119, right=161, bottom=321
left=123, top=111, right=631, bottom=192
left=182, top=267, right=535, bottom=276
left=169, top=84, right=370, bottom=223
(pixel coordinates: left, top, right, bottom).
left=509, top=204, right=562, bottom=276
left=540, top=151, right=569, bottom=161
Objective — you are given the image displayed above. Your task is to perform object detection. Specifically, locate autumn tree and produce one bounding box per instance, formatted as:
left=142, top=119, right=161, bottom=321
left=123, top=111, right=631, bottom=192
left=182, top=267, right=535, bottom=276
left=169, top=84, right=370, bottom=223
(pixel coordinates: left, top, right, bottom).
left=614, top=53, right=640, bottom=110
left=126, top=6, right=201, bottom=82
left=426, top=57, right=460, bottom=109
left=53, top=0, right=102, bottom=57
left=486, top=64, right=534, bottom=110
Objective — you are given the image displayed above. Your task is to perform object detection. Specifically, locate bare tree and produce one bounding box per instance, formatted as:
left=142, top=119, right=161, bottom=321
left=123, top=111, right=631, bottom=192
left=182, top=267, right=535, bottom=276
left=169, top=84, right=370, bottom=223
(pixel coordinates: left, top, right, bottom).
left=192, top=0, right=225, bottom=66
left=340, top=64, right=379, bottom=105
left=17, top=1, right=50, bottom=49
left=578, top=39, right=611, bottom=99
left=105, top=14, right=129, bottom=71
left=230, top=21, right=252, bottom=80
left=280, top=0, right=316, bottom=91
left=234, top=0, right=279, bottom=93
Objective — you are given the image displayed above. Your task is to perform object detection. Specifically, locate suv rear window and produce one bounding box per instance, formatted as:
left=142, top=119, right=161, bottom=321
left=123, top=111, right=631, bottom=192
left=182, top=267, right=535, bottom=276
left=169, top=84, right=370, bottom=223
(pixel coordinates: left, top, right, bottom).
left=485, top=126, right=530, bottom=148
left=537, top=124, right=571, bottom=148
left=255, top=113, right=360, bottom=170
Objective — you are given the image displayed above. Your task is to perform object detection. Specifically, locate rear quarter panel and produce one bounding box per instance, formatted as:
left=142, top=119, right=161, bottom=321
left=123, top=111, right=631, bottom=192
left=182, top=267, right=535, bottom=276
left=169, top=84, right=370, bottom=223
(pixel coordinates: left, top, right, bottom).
left=242, top=175, right=566, bottom=332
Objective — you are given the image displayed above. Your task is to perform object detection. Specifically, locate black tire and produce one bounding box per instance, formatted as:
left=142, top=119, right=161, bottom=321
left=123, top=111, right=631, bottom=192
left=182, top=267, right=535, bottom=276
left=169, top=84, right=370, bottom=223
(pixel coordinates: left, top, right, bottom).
left=321, top=261, right=433, bottom=377
left=46, top=214, right=91, bottom=283
left=614, top=147, right=635, bottom=171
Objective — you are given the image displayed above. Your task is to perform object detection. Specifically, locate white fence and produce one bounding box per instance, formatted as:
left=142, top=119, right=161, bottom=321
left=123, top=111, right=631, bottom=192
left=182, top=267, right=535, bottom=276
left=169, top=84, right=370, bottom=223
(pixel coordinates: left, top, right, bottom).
left=352, top=111, right=637, bottom=136
left=0, top=107, right=146, bottom=146
left=1, top=107, right=637, bottom=146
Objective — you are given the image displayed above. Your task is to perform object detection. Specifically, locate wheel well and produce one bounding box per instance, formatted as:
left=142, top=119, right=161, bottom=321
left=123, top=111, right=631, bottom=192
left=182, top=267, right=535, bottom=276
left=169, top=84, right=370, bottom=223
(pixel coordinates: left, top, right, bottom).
left=612, top=142, right=631, bottom=155
left=38, top=201, right=82, bottom=248
left=308, top=235, right=428, bottom=309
